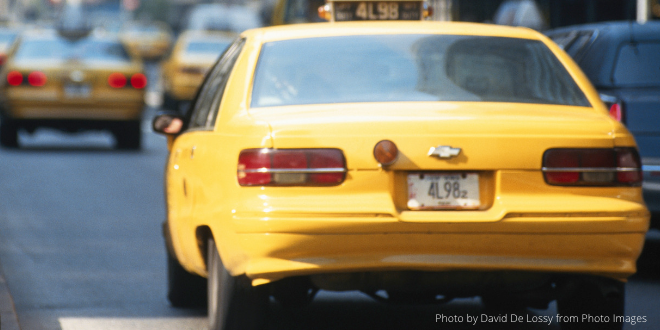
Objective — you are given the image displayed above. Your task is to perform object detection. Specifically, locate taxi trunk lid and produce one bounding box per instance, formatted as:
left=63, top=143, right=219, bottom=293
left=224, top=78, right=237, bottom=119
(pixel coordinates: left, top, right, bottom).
left=249, top=102, right=616, bottom=171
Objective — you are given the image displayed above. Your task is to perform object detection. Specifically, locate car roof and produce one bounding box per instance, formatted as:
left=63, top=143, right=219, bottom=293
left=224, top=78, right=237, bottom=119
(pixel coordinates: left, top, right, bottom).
left=546, top=20, right=660, bottom=41
left=545, top=21, right=660, bottom=87
left=241, top=21, right=546, bottom=43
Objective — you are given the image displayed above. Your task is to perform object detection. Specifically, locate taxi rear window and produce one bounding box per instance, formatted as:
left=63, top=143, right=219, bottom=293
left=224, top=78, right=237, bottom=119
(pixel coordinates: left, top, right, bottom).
left=251, top=35, right=590, bottom=108
left=0, top=31, right=17, bottom=44
left=14, top=38, right=130, bottom=62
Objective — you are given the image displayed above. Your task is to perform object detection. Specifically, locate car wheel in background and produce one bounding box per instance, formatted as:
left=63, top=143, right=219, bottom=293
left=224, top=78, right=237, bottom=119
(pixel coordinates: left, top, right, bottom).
left=556, top=277, right=624, bottom=330
left=207, top=239, right=268, bottom=330
left=114, top=120, right=141, bottom=150
left=166, top=249, right=207, bottom=308
left=0, top=119, right=19, bottom=148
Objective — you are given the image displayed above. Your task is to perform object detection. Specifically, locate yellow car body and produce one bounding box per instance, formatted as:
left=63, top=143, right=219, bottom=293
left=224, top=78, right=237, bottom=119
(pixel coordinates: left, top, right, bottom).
left=0, top=29, right=146, bottom=149
left=161, top=30, right=236, bottom=111
left=120, top=21, right=173, bottom=61
left=157, top=19, right=649, bottom=328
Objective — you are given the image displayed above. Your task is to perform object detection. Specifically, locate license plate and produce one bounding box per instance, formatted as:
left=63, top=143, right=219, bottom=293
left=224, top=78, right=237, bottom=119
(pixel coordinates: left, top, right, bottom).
left=407, top=173, right=480, bottom=210
left=64, top=84, right=91, bottom=98
left=334, top=1, right=422, bottom=21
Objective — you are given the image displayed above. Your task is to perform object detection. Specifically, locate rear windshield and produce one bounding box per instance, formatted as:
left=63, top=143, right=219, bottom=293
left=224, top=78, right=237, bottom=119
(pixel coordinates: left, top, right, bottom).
left=251, top=35, right=590, bottom=108
left=613, top=42, right=660, bottom=87
left=14, top=38, right=130, bottom=62
left=0, top=31, right=17, bottom=44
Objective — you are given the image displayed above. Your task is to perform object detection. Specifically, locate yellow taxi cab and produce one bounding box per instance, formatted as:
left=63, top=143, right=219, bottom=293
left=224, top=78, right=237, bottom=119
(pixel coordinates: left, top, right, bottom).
left=119, top=21, right=173, bottom=61
left=271, top=0, right=327, bottom=25
left=0, top=27, right=147, bottom=149
left=161, top=30, right=236, bottom=113
left=152, top=1, right=649, bottom=329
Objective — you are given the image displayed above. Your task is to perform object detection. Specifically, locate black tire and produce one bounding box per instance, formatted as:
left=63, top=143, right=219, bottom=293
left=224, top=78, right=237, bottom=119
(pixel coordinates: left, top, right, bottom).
left=207, top=239, right=268, bottom=330
left=114, top=120, right=141, bottom=150
left=0, top=119, right=18, bottom=148
left=556, top=278, right=624, bottom=330
left=166, top=249, right=207, bottom=308
left=271, top=276, right=318, bottom=308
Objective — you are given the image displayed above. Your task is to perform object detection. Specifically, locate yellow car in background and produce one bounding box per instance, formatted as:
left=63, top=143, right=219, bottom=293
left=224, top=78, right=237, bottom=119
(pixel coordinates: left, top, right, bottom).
left=271, top=0, right=326, bottom=25
left=161, top=30, right=235, bottom=113
left=0, top=28, right=146, bottom=149
left=153, top=1, right=649, bottom=329
left=0, top=28, right=19, bottom=70
left=120, top=21, right=173, bottom=61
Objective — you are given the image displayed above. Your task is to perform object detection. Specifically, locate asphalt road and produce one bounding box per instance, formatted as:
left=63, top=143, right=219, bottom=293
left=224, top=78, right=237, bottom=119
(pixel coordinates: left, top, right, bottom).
left=0, top=117, right=658, bottom=330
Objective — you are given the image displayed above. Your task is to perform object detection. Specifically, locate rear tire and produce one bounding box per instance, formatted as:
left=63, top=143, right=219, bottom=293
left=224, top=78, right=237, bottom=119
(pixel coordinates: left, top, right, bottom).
left=0, top=119, right=18, bottom=148
left=114, top=120, right=141, bottom=150
left=167, top=249, right=207, bottom=308
left=207, top=239, right=268, bottom=330
left=556, top=278, right=624, bottom=330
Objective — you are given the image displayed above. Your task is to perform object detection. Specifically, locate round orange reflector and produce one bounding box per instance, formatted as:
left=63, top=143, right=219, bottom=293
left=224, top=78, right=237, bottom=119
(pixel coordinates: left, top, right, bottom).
left=373, top=140, right=398, bottom=166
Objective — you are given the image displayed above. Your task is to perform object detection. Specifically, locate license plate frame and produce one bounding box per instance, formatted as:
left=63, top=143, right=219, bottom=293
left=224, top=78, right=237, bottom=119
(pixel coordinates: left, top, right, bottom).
left=64, top=84, right=91, bottom=98
left=407, top=172, right=480, bottom=210
left=333, top=1, right=423, bottom=21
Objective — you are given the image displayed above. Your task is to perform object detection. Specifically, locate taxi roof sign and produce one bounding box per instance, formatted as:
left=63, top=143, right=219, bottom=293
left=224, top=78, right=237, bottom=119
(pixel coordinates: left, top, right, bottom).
left=319, top=0, right=430, bottom=22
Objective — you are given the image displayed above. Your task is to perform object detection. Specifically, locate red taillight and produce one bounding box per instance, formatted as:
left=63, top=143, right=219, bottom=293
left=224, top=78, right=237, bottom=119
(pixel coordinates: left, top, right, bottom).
left=238, top=149, right=346, bottom=186
left=130, top=73, right=147, bottom=89
left=28, top=71, right=47, bottom=87
left=7, top=71, right=23, bottom=86
left=543, top=149, right=580, bottom=184
left=238, top=149, right=272, bottom=186
left=609, top=103, right=623, bottom=122
left=543, top=148, right=641, bottom=186
left=308, top=150, right=345, bottom=183
left=616, top=148, right=642, bottom=184
left=108, top=72, right=127, bottom=88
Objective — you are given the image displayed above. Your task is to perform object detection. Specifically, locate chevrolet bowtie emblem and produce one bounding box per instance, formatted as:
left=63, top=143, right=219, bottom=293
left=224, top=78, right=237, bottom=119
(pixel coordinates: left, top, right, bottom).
left=428, top=146, right=461, bottom=159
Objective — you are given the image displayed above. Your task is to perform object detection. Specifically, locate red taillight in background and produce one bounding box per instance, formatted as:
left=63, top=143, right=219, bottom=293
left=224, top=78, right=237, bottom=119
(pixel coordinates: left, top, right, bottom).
left=130, top=73, right=147, bottom=89
left=543, top=148, right=641, bottom=186
left=108, top=72, right=127, bottom=88
left=238, top=149, right=346, bottom=186
left=27, top=71, right=47, bottom=87
left=600, top=94, right=624, bottom=122
left=608, top=103, right=623, bottom=122
left=6, top=71, right=23, bottom=86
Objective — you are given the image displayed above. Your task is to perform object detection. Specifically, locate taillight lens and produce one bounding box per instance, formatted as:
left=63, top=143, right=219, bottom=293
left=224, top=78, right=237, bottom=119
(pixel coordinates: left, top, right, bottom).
left=130, top=73, right=147, bottom=89
left=543, top=148, right=641, bottom=186
left=608, top=102, right=623, bottom=122
left=108, top=72, right=127, bottom=88
left=600, top=94, right=624, bottom=122
left=7, top=71, right=23, bottom=86
left=238, top=149, right=346, bottom=186
left=28, top=71, right=47, bottom=87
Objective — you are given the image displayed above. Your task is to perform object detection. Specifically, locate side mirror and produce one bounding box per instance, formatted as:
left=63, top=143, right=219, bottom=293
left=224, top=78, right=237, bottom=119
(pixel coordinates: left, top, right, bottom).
left=153, top=112, right=185, bottom=135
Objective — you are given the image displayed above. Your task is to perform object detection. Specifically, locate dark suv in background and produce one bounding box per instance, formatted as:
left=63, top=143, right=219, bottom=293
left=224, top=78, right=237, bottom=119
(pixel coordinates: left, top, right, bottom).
left=546, top=21, right=660, bottom=229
